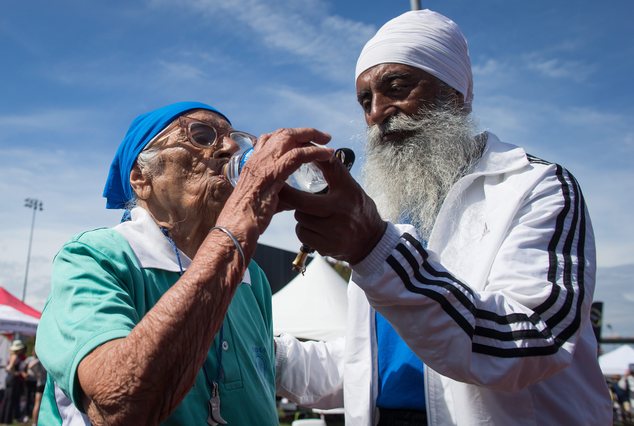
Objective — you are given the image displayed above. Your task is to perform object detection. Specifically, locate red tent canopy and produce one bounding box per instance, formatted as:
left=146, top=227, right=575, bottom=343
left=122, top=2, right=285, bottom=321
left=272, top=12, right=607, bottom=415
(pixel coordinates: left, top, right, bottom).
left=0, top=287, right=41, bottom=336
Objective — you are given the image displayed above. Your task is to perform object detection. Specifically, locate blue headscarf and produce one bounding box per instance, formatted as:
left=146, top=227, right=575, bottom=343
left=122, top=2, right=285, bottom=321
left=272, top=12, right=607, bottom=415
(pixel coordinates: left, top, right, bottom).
left=103, top=101, right=230, bottom=209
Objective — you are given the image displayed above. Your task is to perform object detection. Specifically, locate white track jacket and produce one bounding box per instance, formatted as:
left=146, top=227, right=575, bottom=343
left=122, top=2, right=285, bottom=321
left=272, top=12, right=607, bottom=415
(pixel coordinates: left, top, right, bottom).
left=275, top=133, right=612, bottom=425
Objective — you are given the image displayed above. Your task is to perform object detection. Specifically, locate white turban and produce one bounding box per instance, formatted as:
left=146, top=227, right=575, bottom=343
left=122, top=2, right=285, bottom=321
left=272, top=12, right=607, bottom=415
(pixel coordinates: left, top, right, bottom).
left=355, top=9, right=473, bottom=111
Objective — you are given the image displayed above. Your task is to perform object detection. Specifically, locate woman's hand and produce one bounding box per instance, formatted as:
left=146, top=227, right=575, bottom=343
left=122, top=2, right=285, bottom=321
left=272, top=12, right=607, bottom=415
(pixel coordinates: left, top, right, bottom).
left=215, top=127, right=334, bottom=259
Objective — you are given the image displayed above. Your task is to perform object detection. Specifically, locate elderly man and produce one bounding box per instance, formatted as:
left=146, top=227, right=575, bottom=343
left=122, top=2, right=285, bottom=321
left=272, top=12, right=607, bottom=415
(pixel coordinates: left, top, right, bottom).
left=35, top=101, right=332, bottom=425
left=275, top=9, right=613, bottom=425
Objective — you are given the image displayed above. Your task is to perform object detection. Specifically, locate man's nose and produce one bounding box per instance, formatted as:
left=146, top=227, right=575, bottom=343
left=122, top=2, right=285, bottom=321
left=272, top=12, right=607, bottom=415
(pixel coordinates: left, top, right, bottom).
left=366, top=95, right=398, bottom=126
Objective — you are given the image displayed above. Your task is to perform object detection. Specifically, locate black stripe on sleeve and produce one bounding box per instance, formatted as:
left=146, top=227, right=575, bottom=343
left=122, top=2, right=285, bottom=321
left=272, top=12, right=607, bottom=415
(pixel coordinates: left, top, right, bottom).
left=401, top=233, right=476, bottom=298
left=401, top=232, right=428, bottom=259
left=474, top=325, right=553, bottom=341
left=473, top=342, right=558, bottom=358
left=544, top=168, right=579, bottom=330
left=386, top=254, right=475, bottom=338
left=550, top=170, right=587, bottom=344
left=527, top=154, right=550, bottom=166
left=534, top=164, right=568, bottom=316
left=394, top=243, right=477, bottom=325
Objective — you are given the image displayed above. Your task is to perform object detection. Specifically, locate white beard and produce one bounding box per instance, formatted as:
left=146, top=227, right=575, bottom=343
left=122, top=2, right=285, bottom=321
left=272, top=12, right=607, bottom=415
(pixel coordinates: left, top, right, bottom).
left=362, top=108, right=484, bottom=241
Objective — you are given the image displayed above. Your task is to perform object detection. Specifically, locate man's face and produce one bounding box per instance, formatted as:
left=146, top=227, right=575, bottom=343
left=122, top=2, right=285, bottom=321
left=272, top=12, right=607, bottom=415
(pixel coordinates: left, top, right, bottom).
left=141, top=109, right=241, bottom=222
left=356, top=63, right=462, bottom=140
left=357, top=64, right=480, bottom=239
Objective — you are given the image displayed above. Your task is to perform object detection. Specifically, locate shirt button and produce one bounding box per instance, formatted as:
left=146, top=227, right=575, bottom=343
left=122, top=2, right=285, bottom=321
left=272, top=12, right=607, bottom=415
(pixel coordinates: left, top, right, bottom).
left=222, top=341, right=229, bottom=351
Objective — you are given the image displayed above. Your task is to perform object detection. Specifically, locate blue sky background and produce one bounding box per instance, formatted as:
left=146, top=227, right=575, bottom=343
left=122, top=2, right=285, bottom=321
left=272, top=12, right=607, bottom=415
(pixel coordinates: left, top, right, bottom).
left=1, top=0, right=633, bottom=338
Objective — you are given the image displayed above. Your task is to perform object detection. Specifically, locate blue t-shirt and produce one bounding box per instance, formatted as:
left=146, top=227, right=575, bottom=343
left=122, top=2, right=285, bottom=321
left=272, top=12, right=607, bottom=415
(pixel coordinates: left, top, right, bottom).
left=375, top=311, right=426, bottom=410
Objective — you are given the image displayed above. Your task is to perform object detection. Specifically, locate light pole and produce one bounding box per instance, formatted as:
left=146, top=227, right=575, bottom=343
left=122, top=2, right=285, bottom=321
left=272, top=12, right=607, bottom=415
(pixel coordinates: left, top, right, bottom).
left=23, top=198, right=43, bottom=302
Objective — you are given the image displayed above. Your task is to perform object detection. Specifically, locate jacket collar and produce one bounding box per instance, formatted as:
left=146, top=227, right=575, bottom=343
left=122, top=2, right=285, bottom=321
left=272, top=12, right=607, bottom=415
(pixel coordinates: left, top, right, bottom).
left=440, top=132, right=529, bottom=205
left=470, top=131, right=528, bottom=177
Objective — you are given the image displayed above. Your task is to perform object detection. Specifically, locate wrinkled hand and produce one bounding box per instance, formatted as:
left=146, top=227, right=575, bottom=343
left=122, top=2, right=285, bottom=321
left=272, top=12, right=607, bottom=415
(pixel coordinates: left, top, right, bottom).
left=215, top=128, right=334, bottom=257
left=282, top=156, right=387, bottom=264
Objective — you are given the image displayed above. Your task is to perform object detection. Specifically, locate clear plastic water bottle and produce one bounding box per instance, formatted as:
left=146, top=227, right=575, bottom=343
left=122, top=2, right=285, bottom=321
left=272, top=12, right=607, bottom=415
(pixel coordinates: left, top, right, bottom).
left=224, top=146, right=328, bottom=193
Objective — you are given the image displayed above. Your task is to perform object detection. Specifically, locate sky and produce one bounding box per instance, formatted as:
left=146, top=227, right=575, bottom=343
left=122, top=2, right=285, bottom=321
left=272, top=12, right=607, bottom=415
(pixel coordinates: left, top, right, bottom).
left=1, top=0, right=633, bottom=338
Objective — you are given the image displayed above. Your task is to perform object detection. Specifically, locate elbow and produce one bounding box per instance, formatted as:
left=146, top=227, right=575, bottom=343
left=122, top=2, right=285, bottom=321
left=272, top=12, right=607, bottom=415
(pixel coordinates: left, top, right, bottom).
left=78, top=340, right=180, bottom=425
left=83, top=380, right=167, bottom=426
left=472, top=352, right=573, bottom=393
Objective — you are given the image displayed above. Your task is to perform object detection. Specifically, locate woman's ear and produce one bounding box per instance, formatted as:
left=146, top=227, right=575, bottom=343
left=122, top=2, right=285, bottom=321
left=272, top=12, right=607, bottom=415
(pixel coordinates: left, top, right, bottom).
left=130, top=163, right=152, bottom=200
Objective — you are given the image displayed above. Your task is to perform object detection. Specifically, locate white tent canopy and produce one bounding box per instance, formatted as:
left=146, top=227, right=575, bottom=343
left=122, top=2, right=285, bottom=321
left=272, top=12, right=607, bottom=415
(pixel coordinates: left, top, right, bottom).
left=272, top=255, right=347, bottom=341
left=0, top=287, right=41, bottom=336
left=599, top=345, right=634, bottom=376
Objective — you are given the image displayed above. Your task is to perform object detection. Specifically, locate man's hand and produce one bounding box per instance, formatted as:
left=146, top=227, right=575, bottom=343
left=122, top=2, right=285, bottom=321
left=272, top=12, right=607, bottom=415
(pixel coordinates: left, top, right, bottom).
left=282, top=156, right=386, bottom=265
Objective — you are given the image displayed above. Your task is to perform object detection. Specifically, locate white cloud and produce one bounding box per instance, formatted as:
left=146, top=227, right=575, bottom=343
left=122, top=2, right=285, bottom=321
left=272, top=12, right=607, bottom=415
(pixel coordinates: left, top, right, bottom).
left=473, top=48, right=596, bottom=88
left=515, top=40, right=598, bottom=83
left=557, top=107, right=623, bottom=127
left=157, top=60, right=207, bottom=81
left=472, top=58, right=504, bottom=77
left=151, top=0, right=375, bottom=83
left=0, top=109, right=101, bottom=135
left=524, top=55, right=594, bottom=82
left=259, top=86, right=364, bottom=137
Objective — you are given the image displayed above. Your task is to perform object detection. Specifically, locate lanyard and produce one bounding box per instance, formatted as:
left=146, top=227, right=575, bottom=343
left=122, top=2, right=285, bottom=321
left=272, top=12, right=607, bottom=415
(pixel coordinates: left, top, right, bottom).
left=160, top=228, right=226, bottom=405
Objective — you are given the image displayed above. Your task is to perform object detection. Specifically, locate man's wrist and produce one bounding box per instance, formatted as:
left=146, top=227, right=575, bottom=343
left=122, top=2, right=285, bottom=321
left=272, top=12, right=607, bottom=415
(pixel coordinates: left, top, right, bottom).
left=347, top=220, right=388, bottom=265
left=350, top=221, right=398, bottom=276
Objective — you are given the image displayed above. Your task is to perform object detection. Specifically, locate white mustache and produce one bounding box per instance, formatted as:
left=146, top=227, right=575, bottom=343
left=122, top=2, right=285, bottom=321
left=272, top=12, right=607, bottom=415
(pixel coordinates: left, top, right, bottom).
left=367, top=114, right=419, bottom=144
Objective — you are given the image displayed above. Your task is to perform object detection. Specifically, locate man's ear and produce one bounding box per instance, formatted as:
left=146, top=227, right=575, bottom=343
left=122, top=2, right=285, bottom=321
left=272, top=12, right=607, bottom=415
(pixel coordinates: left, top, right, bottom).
left=453, top=89, right=470, bottom=114
left=446, top=88, right=466, bottom=113
left=130, top=163, right=152, bottom=200
left=436, top=84, right=466, bottom=114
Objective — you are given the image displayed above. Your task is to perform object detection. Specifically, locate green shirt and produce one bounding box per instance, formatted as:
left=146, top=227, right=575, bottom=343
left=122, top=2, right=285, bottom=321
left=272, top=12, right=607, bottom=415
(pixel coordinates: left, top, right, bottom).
left=36, top=208, right=277, bottom=425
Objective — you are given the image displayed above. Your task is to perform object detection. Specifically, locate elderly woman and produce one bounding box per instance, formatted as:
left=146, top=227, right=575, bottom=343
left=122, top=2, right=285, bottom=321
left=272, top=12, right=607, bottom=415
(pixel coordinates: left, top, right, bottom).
left=35, top=102, right=333, bottom=425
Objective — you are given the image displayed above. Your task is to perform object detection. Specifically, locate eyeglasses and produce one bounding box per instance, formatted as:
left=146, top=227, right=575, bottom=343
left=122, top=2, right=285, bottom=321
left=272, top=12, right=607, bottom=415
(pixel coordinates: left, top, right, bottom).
left=178, top=116, right=256, bottom=150
left=151, top=115, right=257, bottom=151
